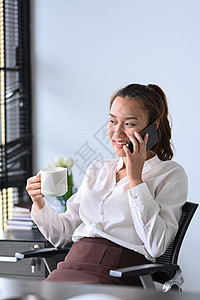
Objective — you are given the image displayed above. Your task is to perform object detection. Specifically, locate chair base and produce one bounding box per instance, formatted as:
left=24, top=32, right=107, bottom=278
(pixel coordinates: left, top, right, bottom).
left=162, top=269, right=184, bottom=292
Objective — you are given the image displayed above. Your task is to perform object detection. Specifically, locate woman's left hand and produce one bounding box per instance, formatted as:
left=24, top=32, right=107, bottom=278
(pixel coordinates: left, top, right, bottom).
left=123, top=131, right=148, bottom=189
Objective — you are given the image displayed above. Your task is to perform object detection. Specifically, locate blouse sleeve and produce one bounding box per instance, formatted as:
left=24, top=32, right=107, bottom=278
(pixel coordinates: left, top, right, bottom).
left=31, top=160, right=98, bottom=248
left=31, top=187, right=83, bottom=247
left=128, top=164, right=188, bottom=258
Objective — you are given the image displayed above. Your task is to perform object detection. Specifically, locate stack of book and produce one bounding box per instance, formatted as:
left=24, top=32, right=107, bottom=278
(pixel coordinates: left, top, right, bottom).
left=6, top=206, right=37, bottom=230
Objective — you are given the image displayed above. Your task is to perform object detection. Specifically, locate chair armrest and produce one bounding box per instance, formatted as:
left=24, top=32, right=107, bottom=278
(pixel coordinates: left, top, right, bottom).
left=109, top=263, right=180, bottom=278
left=15, top=243, right=72, bottom=260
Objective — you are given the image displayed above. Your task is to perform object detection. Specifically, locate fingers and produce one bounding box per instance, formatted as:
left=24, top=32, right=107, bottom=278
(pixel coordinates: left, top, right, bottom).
left=26, top=176, right=40, bottom=190
left=123, top=144, right=131, bottom=157
left=26, top=175, right=44, bottom=201
left=134, top=131, right=148, bottom=144
left=143, top=132, right=149, bottom=145
left=130, top=134, right=139, bottom=152
left=133, top=131, right=148, bottom=151
left=123, top=132, right=148, bottom=156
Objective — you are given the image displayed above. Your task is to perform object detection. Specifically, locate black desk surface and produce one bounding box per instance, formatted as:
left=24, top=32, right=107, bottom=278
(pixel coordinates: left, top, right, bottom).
left=0, top=228, right=47, bottom=242
left=0, top=277, right=199, bottom=300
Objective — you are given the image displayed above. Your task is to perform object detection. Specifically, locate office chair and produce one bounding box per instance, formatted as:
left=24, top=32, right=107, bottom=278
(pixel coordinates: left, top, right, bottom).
left=110, top=201, right=198, bottom=292
left=15, top=201, right=198, bottom=292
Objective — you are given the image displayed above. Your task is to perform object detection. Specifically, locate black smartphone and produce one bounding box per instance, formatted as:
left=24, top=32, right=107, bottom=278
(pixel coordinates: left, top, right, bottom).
left=128, top=122, right=158, bottom=153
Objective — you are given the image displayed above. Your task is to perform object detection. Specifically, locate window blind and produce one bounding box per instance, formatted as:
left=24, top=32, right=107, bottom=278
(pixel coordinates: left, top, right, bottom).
left=0, top=0, right=32, bottom=229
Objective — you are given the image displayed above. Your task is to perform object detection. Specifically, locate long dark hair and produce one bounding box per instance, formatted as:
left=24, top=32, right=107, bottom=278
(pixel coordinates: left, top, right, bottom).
left=110, top=83, right=173, bottom=161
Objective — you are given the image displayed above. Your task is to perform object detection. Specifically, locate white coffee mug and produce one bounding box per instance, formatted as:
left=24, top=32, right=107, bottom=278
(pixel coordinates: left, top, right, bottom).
left=41, top=167, right=67, bottom=197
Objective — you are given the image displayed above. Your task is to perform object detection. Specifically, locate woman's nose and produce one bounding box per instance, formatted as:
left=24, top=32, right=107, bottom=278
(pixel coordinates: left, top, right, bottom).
left=114, top=124, right=125, bottom=136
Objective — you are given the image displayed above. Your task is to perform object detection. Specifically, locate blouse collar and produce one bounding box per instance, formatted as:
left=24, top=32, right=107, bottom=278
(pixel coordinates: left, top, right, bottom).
left=116, top=155, right=161, bottom=173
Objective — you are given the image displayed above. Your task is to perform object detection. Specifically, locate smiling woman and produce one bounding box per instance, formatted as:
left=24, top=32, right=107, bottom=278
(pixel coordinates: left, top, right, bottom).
left=107, top=84, right=173, bottom=187
left=108, top=84, right=173, bottom=161
left=26, top=83, right=188, bottom=286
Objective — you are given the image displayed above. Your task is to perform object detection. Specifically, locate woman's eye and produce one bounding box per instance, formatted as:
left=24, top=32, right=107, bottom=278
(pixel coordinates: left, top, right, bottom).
left=125, top=122, right=135, bottom=127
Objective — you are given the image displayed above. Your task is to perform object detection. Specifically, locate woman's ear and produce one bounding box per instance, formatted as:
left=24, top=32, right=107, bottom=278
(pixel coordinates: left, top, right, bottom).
left=155, top=119, right=160, bottom=129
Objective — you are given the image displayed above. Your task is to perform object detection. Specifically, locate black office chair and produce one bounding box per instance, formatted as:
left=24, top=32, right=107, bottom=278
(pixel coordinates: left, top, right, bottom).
left=110, top=201, right=198, bottom=292
left=15, top=201, right=198, bottom=292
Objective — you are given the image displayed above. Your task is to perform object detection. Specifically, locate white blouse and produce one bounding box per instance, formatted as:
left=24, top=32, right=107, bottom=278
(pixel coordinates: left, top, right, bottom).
left=32, top=155, right=188, bottom=261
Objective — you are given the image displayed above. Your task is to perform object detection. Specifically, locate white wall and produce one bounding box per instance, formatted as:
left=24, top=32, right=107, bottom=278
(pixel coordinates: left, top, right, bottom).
left=31, top=0, right=200, bottom=292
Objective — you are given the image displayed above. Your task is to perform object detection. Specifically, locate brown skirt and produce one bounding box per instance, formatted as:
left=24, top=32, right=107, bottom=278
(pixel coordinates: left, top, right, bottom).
left=45, top=237, right=150, bottom=286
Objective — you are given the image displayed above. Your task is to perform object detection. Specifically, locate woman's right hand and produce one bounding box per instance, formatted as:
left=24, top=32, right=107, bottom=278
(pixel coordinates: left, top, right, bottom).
left=26, top=174, right=45, bottom=211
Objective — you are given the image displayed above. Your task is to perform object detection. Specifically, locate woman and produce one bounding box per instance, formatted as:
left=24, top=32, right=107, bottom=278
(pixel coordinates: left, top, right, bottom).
left=26, top=83, right=188, bottom=286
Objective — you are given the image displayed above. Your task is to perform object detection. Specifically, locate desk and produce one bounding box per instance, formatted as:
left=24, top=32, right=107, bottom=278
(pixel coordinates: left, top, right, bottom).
left=0, top=277, right=199, bottom=300
left=0, top=229, right=52, bottom=280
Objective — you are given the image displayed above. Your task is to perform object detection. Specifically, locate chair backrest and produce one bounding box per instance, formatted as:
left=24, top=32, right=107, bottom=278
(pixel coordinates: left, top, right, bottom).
left=153, top=201, right=198, bottom=284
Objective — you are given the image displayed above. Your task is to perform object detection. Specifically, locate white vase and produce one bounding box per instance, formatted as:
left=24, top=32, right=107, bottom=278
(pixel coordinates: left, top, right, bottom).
left=44, top=197, right=66, bottom=213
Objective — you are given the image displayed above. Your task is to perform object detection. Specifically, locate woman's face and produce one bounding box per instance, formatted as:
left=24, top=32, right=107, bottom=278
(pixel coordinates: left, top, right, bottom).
left=107, top=96, right=149, bottom=157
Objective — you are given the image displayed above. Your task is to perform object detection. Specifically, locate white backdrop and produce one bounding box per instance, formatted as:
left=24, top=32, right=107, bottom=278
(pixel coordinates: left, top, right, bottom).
left=31, top=0, right=200, bottom=292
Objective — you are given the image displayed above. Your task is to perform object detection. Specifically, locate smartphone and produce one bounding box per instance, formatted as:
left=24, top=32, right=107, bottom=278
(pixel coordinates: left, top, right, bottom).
left=128, top=122, right=158, bottom=153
